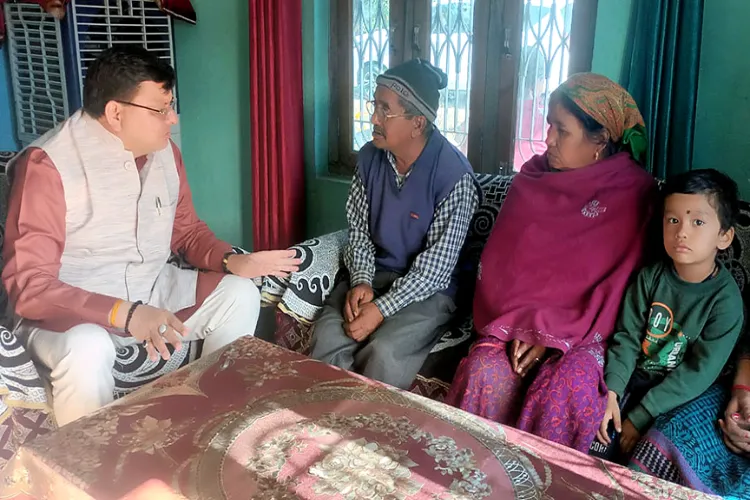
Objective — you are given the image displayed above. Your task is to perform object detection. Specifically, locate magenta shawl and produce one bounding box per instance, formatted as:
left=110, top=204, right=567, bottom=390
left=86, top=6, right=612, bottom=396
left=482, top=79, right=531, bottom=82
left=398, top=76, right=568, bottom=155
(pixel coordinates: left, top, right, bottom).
left=473, top=152, right=656, bottom=352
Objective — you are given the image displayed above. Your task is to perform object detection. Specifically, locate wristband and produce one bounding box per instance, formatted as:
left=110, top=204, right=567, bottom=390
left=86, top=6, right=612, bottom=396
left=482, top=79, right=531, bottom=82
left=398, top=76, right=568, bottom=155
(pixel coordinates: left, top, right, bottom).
left=124, top=301, right=143, bottom=335
left=732, top=384, right=750, bottom=393
left=108, top=299, right=123, bottom=327
left=222, top=251, right=234, bottom=274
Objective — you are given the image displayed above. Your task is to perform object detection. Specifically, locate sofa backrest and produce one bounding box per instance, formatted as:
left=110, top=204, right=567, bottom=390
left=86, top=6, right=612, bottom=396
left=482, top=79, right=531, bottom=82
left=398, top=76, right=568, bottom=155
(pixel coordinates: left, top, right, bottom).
left=452, top=173, right=514, bottom=310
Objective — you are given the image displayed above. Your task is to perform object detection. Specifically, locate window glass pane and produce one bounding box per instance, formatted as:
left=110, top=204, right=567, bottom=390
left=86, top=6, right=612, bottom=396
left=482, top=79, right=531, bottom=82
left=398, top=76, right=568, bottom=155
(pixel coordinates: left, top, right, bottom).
left=514, top=0, right=574, bottom=170
left=430, top=0, right=474, bottom=155
left=352, top=0, right=390, bottom=150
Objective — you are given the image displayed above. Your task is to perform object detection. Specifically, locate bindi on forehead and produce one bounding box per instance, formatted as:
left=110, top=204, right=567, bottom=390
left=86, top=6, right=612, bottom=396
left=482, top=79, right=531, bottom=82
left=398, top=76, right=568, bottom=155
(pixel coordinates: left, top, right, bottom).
left=681, top=208, right=710, bottom=216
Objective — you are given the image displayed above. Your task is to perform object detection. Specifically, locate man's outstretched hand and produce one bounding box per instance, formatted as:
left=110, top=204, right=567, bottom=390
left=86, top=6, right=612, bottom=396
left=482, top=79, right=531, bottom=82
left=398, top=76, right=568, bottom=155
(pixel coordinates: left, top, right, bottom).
left=226, top=250, right=301, bottom=278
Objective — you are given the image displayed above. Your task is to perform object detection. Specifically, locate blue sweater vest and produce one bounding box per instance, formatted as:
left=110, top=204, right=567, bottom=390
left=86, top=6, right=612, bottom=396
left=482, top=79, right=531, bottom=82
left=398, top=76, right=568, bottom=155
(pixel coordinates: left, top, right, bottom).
left=358, top=130, right=475, bottom=297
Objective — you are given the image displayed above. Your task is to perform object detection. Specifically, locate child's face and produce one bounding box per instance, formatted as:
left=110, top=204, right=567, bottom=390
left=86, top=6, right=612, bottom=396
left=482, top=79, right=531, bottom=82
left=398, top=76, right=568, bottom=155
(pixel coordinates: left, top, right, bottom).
left=663, top=193, right=734, bottom=266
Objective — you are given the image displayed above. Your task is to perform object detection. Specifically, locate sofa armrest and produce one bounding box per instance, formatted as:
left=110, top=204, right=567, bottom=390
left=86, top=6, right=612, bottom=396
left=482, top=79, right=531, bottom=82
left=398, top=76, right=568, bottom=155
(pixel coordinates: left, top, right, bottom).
left=262, top=230, right=348, bottom=324
left=0, top=324, right=55, bottom=469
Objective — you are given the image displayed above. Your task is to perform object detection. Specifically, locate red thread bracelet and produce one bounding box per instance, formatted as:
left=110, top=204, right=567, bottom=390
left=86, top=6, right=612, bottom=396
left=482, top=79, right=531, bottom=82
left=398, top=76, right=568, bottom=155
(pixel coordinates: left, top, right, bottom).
left=732, top=384, right=750, bottom=393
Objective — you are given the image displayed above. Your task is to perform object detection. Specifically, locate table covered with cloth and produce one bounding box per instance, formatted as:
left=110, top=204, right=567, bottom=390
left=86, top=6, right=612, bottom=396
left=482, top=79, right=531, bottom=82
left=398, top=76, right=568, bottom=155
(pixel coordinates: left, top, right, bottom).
left=0, top=337, right=718, bottom=500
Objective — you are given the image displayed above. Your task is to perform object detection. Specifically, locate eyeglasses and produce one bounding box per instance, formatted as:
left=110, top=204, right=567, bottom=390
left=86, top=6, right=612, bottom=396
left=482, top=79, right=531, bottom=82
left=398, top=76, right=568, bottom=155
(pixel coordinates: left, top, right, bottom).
left=365, top=100, right=411, bottom=121
left=116, top=99, right=176, bottom=117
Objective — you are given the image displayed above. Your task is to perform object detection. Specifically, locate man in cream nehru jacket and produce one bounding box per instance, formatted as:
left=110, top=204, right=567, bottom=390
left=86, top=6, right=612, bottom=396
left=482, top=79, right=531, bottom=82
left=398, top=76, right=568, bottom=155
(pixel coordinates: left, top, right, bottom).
left=2, top=46, right=300, bottom=425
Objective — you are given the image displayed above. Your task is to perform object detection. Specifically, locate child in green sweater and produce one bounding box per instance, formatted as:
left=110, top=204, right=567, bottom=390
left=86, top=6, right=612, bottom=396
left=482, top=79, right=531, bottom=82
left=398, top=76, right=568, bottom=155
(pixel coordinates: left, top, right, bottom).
left=591, top=169, right=744, bottom=462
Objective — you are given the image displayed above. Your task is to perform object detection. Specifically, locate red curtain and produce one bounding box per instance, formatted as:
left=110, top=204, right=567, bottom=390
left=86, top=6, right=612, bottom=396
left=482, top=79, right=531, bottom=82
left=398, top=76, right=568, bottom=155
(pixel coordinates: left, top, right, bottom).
left=248, top=0, right=305, bottom=251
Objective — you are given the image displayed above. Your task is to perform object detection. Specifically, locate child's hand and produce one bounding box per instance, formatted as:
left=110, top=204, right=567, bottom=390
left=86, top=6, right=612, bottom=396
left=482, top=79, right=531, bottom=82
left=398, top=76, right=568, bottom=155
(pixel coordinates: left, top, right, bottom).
left=619, top=419, right=641, bottom=454
left=596, top=391, right=622, bottom=445
left=719, top=386, right=750, bottom=455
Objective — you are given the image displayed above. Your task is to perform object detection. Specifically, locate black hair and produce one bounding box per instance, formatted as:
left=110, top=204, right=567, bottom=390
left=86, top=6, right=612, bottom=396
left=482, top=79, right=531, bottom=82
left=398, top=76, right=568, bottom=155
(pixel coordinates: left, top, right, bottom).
left=398, top=97, right=436, bottom=137
left=664, top=169, right=739, bottom=232
left=83, top=45, right=175, bottom=118
left=549, top=90, right=618, bottom=159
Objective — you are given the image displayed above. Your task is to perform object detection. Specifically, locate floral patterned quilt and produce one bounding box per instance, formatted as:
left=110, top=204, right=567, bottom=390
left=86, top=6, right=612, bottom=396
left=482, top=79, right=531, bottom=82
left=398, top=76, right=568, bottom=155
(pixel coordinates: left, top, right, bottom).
left=0, top=337, right=718, bottom=500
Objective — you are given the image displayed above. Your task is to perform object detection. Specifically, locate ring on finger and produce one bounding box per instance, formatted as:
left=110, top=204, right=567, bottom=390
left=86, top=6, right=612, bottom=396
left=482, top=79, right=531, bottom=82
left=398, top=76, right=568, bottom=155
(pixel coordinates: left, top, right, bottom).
left=158, top=324, right=168, bottom=336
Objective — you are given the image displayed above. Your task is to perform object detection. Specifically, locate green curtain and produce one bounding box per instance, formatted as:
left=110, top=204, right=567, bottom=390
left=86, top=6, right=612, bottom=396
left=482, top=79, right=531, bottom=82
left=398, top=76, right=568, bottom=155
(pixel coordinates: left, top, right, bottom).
left=621, top=0, right=704, bottom=179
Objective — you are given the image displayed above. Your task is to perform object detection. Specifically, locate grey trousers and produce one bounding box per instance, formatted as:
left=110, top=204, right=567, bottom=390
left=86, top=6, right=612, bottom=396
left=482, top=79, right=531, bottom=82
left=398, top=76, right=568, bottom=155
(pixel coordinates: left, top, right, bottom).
left=310, top=272, right=456, bottom=389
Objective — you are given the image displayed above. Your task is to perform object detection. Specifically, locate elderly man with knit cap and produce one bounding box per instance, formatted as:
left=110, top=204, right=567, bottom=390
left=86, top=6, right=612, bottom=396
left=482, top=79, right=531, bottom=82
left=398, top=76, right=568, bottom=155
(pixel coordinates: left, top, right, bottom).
left=310, top=59, right=480, bottom=389
left=2, top=46, right=301, bottom=426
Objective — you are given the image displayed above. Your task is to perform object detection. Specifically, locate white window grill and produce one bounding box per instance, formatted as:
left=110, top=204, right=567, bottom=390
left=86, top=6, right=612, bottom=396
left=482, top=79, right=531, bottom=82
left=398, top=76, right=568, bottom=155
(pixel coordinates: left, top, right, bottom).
left=71, top=0, right=176, bottom=102
left=4, top=2, right=70, bottom=146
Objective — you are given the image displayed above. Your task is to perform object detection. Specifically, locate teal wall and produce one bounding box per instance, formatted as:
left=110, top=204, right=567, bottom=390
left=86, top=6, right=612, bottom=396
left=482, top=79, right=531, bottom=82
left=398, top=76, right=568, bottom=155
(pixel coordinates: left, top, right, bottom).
left=591, top=0, right=750, bottom=198
left=173, top=0, right=252, bottom=248
left=591, top=0, right=632, bottom=83
left=692, top=0, right=750, bottom=198
left=301, top=0, right=637, bottom=237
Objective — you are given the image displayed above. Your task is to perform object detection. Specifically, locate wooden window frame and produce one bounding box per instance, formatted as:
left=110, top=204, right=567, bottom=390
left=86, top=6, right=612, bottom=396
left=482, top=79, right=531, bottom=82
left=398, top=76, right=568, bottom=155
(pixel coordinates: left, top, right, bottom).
left=329, top=0, right=598, bottom=176
left=328, top=0, right=355, bottom=175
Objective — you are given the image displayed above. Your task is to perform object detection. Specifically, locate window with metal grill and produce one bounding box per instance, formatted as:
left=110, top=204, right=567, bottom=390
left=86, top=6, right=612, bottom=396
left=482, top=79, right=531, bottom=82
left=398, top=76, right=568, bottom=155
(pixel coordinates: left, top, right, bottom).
left=329, top=0, right=598, bottom=174
left=3, top=0, right=178, bottom=146
left=70, top=0, right=176, bottom=104
left=4, top=2, right=69, bottom=146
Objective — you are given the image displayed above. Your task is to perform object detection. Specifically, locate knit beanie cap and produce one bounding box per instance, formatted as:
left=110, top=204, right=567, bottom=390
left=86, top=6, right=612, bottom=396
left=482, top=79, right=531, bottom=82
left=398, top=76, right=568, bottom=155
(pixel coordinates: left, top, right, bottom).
left=375, top=58, right=448, bottom=122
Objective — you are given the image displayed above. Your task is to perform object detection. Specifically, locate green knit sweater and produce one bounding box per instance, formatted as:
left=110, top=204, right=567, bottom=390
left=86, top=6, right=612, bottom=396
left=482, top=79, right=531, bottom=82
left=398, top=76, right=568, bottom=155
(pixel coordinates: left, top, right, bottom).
left=604, top=260, right=744, bottom=431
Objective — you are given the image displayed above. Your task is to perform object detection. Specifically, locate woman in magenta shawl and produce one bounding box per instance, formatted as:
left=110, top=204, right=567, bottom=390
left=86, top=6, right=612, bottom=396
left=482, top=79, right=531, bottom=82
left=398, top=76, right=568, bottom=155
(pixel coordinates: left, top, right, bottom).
left=446, top=74, right=657, bottom=452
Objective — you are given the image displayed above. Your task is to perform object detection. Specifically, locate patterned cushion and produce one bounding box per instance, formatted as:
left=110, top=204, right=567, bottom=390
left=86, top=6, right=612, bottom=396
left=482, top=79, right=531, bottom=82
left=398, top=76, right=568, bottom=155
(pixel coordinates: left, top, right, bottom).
left=112, top=342, right=201, bottom=396
left=463, top=174, right=516, bottom=255
left=0, top=326, right=55, bottom=466
left=719, top=201, right=750, bottom=297
left=261, top=230, right=347, bottom=324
